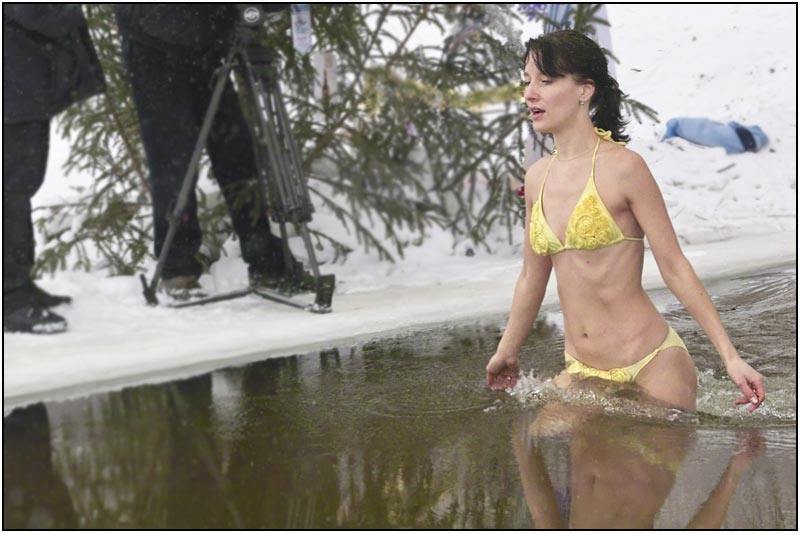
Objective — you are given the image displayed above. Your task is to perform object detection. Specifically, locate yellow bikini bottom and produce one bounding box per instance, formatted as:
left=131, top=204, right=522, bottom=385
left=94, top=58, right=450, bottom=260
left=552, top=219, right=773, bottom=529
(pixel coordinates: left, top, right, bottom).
left=564, top=327, right=687, bottom=384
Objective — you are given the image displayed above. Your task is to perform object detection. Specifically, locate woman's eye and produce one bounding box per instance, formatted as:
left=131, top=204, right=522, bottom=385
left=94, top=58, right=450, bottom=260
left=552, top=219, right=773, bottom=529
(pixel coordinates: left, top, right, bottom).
left=540, top=79, right=552, bottom=85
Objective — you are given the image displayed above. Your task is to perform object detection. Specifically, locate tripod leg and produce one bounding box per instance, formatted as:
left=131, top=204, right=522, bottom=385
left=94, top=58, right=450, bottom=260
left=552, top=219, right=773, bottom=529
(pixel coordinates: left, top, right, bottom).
left=251, top=87, right=334, bottom=307
left=296, top=223, right=335, bottom=309
left=141, top=47, right=239, bottom=305
left=297, top=225, right=320, bottom=278
left=277, top=221, right=293, bottom=275
left=234, top=65, right=296, bottom=283
left=234, top=49, right=335, bottom=312
left=260, top=72, right=333, bottom=308
left=272, top=81, right=313, bottom=213
left=240, top=55, right=310, bottom=221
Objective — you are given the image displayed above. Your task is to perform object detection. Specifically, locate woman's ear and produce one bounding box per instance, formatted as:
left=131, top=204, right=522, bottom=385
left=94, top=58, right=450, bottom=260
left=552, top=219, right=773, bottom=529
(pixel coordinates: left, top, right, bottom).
left=580, top=81, right=596, bottom=104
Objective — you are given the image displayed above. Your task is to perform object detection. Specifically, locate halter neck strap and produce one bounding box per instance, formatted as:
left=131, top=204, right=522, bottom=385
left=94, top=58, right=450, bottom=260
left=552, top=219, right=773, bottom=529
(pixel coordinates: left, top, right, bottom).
left=538, top=152, right=557, bottom=203
left=590, top=136, right=601, bottom=179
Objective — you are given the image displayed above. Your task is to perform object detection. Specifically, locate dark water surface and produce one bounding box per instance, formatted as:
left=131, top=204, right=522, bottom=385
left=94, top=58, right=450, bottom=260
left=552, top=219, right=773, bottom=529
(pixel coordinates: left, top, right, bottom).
left=3, top=266, right=796, bottom=528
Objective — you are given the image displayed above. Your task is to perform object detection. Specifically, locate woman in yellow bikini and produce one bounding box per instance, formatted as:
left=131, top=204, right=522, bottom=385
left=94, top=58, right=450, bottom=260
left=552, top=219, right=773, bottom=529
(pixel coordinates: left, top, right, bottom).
left=486, top=30, right=765, bottom=412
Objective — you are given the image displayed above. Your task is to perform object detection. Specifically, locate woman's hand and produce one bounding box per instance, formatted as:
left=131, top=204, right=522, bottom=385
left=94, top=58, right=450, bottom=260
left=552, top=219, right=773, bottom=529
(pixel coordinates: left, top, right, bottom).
left=724, top=355, right=765, bottom=412
left=486, top=351, right=520, bottom=390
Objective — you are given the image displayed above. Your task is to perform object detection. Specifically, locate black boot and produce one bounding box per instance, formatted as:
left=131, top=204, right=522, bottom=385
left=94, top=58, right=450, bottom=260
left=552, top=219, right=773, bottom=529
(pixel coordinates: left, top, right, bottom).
left=243, top=232, right=317, bottom=295
left=249, top=257, right=316, bottom=296
left=29, top=281, right=72, bottom=307
left=3, top=303, right=67, bottom=334
left=283, top=257, right=318, bottom=294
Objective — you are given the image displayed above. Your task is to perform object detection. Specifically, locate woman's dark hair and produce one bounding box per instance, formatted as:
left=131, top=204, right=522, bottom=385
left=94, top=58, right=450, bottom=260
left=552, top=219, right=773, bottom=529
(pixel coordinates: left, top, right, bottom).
left=524, top=30, right=630, bottom=143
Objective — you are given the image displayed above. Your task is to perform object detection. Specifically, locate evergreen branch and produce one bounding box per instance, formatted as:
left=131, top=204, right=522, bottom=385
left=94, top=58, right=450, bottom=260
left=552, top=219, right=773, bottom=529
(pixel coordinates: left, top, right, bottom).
left=437, top=114, right=524, bottom=192
left=303, top=6, right=392, bottom=164
left=307, top=187, right=399, bottom=262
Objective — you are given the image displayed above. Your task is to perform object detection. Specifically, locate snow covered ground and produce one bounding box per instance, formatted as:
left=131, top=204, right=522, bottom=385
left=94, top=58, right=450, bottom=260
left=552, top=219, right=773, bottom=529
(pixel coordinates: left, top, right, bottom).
left=4, top=5, right=797, bottom=410
left=607, top=4, right=796, bottom=243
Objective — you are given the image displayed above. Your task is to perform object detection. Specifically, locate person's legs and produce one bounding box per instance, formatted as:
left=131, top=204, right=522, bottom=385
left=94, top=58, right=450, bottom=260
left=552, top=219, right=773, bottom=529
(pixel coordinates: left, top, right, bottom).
left=187, top=58, right=288, bottom=278
left=3, top=121, right=48, bottom=295
left=120, top=37, right=204, bottom=280
left=3, top=121, right=67, bottom=333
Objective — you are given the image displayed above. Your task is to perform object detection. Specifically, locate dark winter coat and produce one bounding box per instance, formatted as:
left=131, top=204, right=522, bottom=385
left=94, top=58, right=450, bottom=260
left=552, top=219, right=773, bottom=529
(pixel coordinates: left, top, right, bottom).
left=2, top=4, right=106, bottom=124
left=114, top=4, right=239, bottom=56
left=114, top=4, right=288, bottom=55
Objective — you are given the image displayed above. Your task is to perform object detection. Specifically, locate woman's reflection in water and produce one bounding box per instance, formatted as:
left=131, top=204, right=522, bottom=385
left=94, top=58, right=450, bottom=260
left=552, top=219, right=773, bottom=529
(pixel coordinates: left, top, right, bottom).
left=512, top=403, right=765, bottom=529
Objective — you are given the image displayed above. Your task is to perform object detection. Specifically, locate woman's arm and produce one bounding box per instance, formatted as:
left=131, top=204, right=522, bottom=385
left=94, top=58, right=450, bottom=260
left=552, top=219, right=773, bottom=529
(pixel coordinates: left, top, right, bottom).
left=622, top=151, right=765, bottom=411
left=487, top=161, right=553, bottom=389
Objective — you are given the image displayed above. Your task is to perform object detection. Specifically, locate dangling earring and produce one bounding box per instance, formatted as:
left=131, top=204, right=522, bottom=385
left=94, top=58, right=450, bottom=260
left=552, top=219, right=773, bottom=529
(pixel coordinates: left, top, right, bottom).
left=578, top=99, right=585, bottom=106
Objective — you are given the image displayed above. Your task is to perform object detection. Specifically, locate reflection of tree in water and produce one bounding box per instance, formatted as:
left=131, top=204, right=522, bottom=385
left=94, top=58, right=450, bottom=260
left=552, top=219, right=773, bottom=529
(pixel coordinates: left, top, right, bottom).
left=213, top=324, right=528, bottom=528
left=47, top=388, right=172, bottom=528
left=303, top=328, right=524, bottom=527
left=47, top=376, right=239, bottom=528
left=224, top=356, right=331, bottom=528
left=163, top=375, right=241, bottom=528
left=8, top=309, right=792, bottom=528
left=339, top=433, right=521, bottom=528
left=40, top=322, right=524, bottom=528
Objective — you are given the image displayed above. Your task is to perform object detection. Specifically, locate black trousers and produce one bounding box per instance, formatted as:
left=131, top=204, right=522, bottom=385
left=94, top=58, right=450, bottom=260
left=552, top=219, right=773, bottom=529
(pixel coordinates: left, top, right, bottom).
left=120, top=37, right=285, bottom=279
left=3, top=404, right=77, bottom=528
left=3, top=120, right=49, bottom=309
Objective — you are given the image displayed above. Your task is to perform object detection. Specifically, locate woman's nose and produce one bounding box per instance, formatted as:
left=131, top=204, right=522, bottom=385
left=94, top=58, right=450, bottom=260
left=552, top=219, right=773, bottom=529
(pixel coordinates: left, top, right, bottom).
left=524, top=84, right=539, bottom=102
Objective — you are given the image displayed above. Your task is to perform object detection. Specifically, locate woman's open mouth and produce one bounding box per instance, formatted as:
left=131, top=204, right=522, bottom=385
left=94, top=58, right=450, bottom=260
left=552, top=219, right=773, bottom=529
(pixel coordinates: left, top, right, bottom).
left=529, top=107, right=545, bottom=120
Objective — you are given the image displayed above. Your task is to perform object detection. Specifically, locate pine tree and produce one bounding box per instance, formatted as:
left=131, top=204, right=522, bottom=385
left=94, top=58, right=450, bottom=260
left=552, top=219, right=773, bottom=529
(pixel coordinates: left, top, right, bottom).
left=35, top=4, right=656, bottom=277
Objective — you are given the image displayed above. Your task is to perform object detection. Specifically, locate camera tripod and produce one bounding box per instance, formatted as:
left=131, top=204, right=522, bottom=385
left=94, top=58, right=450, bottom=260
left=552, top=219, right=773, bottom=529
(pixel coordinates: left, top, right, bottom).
left=139, top=6, right=335, bottom=313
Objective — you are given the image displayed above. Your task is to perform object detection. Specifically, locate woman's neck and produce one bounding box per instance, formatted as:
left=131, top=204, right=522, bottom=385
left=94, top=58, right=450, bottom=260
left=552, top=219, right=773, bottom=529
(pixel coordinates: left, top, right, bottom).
left=552, top=119, right=598, bottom=159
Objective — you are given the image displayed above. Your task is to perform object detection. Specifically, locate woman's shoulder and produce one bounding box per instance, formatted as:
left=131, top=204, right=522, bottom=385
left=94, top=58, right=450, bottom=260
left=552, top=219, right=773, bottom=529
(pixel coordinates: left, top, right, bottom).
left=601, top=143, right=650, bottom=179
left=600, top=144, right=660, bottom=202
left=525, top=154, right=552, bottom=184
left=522, top=154, right=551, bottom=197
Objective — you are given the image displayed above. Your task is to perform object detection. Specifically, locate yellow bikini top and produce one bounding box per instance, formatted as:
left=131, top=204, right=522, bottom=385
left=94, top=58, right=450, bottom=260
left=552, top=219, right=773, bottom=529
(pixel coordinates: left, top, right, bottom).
left=529, top=128, right=644, bottom=256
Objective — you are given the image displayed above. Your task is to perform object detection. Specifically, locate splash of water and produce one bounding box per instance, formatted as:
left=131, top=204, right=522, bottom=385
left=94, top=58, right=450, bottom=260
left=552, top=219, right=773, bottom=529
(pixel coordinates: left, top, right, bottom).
left=507, top=368, right=795, bottom=428
left=509, top=371, right=693, bottom=424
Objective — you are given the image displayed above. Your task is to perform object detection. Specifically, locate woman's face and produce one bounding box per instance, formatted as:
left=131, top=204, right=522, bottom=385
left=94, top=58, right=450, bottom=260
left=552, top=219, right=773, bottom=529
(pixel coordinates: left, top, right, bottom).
left=522, top=56, right=593, bottom=134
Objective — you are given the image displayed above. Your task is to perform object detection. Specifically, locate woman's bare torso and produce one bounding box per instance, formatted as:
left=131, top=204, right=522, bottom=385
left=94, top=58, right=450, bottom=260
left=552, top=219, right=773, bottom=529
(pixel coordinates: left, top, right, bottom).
left=539, top=146, right=669, bottom=369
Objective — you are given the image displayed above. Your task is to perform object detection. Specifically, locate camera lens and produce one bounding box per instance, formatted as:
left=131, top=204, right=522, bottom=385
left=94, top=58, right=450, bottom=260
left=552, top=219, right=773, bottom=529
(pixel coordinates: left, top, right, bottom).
left=242, top=6, right=261, bottom=25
